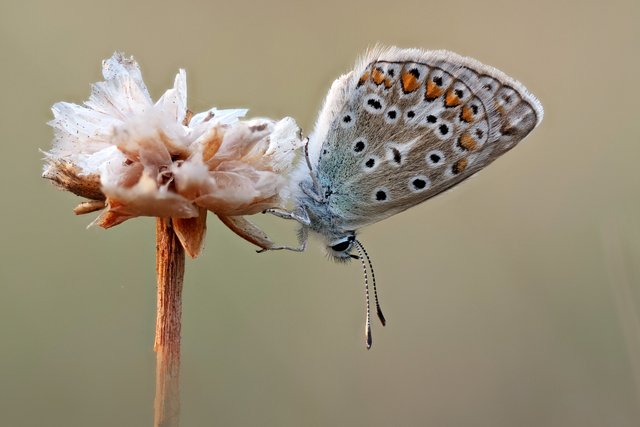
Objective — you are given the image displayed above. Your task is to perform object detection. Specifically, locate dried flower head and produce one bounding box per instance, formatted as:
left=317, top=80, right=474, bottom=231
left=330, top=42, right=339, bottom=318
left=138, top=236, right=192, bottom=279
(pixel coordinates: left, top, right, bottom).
left=43, top=53, right=304, bottom=257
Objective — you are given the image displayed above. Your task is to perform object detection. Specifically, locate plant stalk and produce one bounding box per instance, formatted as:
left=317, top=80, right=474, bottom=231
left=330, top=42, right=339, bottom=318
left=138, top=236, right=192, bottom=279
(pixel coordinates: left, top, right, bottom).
left=154, top=217, right=185, bottom=427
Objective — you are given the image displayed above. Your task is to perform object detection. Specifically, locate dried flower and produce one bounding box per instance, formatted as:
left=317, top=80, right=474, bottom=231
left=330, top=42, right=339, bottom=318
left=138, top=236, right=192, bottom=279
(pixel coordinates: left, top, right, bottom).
left=43, top=53, right=304, bottom=257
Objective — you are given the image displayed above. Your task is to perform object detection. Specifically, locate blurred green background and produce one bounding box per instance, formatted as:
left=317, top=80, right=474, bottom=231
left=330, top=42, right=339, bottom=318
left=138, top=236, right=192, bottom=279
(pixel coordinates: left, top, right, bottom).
left=1, top=0, right=639, bottom=426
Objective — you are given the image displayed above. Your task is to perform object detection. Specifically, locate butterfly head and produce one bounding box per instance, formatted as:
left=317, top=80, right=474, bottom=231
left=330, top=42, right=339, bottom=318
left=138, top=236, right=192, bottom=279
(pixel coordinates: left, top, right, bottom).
left=326, top=232, right=357, bottom=261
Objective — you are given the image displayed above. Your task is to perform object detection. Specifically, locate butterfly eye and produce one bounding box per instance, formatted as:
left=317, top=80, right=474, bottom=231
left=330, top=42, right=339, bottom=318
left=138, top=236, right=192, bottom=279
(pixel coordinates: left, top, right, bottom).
left=330, top=240, right=351, bottom=252
left=328, top=234, right=356, bottom=256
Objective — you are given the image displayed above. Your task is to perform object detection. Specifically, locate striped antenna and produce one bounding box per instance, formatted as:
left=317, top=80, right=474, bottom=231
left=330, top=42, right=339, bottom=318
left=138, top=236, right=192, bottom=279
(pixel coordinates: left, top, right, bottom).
left=356, top=240, right=386, bottom=326
left=354, top=242, right=372, bottom=349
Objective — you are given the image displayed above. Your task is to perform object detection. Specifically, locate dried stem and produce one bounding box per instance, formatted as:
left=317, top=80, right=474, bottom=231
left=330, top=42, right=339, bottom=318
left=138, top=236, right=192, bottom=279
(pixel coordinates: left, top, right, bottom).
left=154, top=217, right=185, bottom=427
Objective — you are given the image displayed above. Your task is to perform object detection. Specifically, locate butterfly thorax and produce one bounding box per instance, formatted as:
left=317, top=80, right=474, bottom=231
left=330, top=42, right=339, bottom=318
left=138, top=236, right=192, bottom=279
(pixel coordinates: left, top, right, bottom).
left=296, top=176, right=353, bottom=241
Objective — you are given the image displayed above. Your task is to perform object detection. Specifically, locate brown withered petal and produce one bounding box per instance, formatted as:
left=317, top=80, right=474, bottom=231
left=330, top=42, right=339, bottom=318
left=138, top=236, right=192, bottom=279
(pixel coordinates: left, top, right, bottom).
left=43, top=161, right=105, bottom=201
left=172, top=208, right=208, bottom=258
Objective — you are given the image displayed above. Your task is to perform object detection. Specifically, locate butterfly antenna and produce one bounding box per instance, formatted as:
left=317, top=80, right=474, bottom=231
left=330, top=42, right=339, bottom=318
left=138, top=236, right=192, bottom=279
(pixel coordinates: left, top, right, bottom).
left=304, top=138, right=324, bottom=199
left=354, top=242, right=372, bottom=349
left=356, top=240, right=386, bottom=326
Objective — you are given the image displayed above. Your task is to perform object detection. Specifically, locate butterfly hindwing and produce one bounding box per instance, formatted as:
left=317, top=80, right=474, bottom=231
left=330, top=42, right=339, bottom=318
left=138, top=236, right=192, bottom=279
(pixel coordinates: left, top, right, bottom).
left=312, top=47, right=543, bottom=230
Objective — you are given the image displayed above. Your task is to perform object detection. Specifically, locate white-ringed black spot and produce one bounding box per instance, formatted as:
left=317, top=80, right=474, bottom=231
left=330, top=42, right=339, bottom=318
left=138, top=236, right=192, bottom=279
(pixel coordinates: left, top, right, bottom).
left=426, top=115, right=437, bottom=123
left=392, top=148, right=401, bottom=164
left=363, top=95, right=386, bottom=114
left=340, top=111, right=355, bottom=128
left=471, top=104, right=479, bottom=114
left=387, top=110, right=397, bottom=119
left=388, top=68, right=395, bottom=77
left=375, top=190, right=387, bottom=201
left=426, top=150, right=445, bottom=167
left=367, top=99, right=382, bottom=110
left=407, top=110, right=415, bottom=118
left=455, top=89, right=464, bottom=98
left=413, top=178, right=426, bottom=189
left=362, top=154, right=380, bottom=172
left=475, top=128, right=484, bottom=139
left=439, top=124, right=449, bottom=135
left=353, top=140, right=365, bottom=153
left=408, top=175, right=430, bottom=193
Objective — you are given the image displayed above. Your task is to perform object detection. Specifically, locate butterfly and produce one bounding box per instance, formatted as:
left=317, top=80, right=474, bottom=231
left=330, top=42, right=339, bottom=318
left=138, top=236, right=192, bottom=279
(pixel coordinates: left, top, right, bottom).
left=233, top=46, right=543, bottom=348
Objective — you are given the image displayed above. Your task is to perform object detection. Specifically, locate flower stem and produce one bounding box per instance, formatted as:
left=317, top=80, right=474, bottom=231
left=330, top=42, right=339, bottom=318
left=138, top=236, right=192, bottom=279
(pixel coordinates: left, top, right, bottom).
left=154, top=217, right=185, bottom=427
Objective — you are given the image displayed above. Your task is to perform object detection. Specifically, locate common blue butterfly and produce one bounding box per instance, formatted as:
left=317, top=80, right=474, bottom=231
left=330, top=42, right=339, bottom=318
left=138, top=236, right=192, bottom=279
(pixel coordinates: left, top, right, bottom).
left=263, top=46, right=543, bottom=347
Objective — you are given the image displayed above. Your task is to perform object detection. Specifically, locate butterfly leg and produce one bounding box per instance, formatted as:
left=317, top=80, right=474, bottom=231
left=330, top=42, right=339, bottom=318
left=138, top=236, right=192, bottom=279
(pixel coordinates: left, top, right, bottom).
left=256, top=226, right=308, bottom=253
left=303, top=138, right=326, bottom=203
left=263, top=207, right=310, bottom=226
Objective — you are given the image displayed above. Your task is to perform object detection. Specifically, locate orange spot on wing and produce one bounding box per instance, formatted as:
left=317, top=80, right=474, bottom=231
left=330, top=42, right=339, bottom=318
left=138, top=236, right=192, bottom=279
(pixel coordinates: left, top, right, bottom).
left=384, top=78, right=392, bottom=89
left=445, top=89, right=462, bottom=107
left=425, top=80, right=443, bottom=101
left=357, top=70, right=370, bottom=87
left=460, top=105, right=475, bottom=123
left=457, top=132, right=477, bottom=151
left=452, top=158, right=468, bottom=174
left=372, top=67, right=385, bottom=85
left=401, top=69, right=421, bottom=93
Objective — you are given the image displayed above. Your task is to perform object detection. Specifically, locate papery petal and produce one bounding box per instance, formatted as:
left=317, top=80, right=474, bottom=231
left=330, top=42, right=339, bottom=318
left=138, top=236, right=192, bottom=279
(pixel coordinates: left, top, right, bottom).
left=45, top=53, right=154, bottom=179
left=47, top=102, right=118, bottom=163
left=213, top=119, right=275, bottom=163
left=98, top=173, right=198, bottom=228
left=101, top=52, right=150, bottom=99
left=263, top=117, right=305, bottom=173
left=111, top=111, right=176, bottom=171
left=172, top=155, right=211, bottom=200
left=74, top=145, right=122, bottom=175
left=155, top=70, right=187, bottom=125
left=85, top=53, right=153, bottom=119
left=216, top=215, right=275, bottom=250
left=189, top=108, right=248, bottom=128
left=194, top=166, right=283, bottom=215
left=99, top=148, right=141, bottom=189
left=173, top=208, right=207, bottom=258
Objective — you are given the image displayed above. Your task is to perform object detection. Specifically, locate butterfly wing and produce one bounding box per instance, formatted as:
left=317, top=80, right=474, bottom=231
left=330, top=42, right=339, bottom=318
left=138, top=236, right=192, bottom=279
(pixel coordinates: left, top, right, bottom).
left=310, top=46, right=543, bottom=231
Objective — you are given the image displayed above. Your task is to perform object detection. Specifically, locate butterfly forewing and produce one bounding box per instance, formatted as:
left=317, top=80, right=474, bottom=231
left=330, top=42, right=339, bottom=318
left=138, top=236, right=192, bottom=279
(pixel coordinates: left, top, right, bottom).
left=314, top=47, right=543, bottom=230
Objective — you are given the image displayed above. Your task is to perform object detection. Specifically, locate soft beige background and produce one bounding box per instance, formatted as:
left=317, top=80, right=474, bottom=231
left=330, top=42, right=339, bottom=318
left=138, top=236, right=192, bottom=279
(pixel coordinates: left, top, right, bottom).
left=1, top=0, right=639, bottom=426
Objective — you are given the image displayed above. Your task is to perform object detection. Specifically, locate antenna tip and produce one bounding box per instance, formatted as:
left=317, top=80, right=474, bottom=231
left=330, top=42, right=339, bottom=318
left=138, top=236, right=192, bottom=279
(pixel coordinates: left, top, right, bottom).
left=377, top=309, right=386, bottom=327
left=366, top=326, right=372, bottom=349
